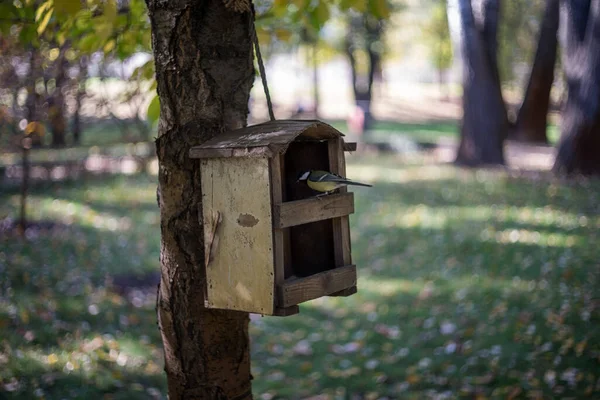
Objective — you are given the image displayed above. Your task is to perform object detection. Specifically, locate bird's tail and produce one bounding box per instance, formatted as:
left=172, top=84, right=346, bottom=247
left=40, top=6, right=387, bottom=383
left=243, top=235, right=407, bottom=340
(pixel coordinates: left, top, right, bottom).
left=345, top=180, right=372, bottom=188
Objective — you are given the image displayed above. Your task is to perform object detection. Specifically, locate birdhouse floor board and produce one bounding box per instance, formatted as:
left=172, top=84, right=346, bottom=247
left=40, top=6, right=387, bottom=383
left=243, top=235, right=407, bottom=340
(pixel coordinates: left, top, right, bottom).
left=271, top=305, right=300, bottom=317
left=328, top=286, right=357, bottom=297
left=274, top=193, right=355, bottom=229
left=277, top=265, right=357, bottom=308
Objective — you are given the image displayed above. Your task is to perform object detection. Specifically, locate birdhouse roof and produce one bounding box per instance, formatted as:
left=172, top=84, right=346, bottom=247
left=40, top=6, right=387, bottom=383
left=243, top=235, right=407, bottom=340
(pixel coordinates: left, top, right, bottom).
left=189, top=119, right=343, bottom=159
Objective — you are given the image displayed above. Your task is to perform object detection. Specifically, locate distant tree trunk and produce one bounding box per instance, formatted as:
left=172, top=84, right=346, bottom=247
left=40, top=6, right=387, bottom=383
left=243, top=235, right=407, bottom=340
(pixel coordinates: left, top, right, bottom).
left=512, top=0, right=559, bottom=143
left=553, top=0, right=600, bottom=175
left=145, top=0, right=254, bottom=398
left=72, top=56, right=88, bottom=145
left=453, top=0, right=507, bottom=166
left=345, top=14, right=383, bottom=133
left=19, top=136, right=30, bottom=237
left=25, top=49, right=43, bottom=147
left=49, top=45, right=68, bottom=147
left=11, top=88, right=19, bottom=135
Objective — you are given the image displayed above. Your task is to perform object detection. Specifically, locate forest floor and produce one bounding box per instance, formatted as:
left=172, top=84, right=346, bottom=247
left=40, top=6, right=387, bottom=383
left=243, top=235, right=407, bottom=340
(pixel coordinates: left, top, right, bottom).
left=1, top=148, right=599, bottom=399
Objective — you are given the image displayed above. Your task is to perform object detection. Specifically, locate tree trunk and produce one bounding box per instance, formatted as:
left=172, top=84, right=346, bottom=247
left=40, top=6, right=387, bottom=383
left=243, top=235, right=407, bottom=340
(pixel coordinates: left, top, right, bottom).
left=25, top=49, right=43, bottom=148
left=453, top=0, right=507, bottom=166
left=145, top=0, right=254, bottom=398
left=49, top=45, right=68, bottom=147
left=345, top=14, right=383, bottom=133
left=513, top=0, right=559, bottom=143
left=72, top=56, right=88, bottom=145
left=553, top=0, right=600, bottom=175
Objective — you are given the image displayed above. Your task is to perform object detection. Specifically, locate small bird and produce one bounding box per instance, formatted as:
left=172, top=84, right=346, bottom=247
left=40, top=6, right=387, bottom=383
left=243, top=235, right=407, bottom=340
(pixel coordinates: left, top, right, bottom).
left=297, top=170, right=372, bottom=195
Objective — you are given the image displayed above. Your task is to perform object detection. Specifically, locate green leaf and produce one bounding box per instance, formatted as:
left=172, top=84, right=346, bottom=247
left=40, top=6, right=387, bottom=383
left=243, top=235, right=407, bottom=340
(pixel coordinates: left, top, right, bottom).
left=37, top=7, right=53, bottom=35
left=369, top=0, right=390, bottom=19
left=147, top=94, right=160, bottom=125
left=0, top=4, right=18, bottom=35
left=54, top=0, right=81, bottom=16
left=20, top=25, right=38, bottom=45
left=35, top=1, right=52, bottom=22
left=314, top=1, right=330, bottom=27
left=103, top=39, right=116, bottom=53
left=104, top=0, right=118, bottom=22
left=77, top=34, right=100, bottom=53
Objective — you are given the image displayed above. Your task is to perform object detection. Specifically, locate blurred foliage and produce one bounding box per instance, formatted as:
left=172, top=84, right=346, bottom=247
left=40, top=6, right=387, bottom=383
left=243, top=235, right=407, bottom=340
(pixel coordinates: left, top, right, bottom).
left=1, top=149, right=599, bottom=398
left=417, top=0, right=547, bottom=88
left=422, top=0, right=452, bottom=73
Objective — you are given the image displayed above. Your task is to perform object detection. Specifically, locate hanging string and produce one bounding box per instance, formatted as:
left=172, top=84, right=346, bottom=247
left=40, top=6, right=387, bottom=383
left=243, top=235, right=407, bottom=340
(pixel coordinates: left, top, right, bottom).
left=250, top=7, right=275, bottom=121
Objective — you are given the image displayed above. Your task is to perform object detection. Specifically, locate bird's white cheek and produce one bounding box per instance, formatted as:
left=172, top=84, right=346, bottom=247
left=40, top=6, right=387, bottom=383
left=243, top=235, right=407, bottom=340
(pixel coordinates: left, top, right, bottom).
left=299, top=171, right=310, bottom=180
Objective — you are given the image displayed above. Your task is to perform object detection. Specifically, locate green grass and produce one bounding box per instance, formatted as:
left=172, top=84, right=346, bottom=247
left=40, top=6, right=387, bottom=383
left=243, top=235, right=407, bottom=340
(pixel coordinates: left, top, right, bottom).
left=328, top=119, right=561, bottom=146
left=1, top=155, right=599, bottom=399
left=327, top=119, right=459, bottom=145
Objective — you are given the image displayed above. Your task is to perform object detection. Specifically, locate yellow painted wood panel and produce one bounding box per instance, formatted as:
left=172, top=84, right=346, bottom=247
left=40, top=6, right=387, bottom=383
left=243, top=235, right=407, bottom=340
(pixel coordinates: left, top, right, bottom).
left=201, top=157, right=275, bottom=314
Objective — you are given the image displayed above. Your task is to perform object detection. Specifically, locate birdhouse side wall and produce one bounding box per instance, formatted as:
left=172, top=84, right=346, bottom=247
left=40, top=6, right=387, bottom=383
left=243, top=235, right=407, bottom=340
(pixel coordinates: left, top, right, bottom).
left=200, top=157, right=275, bottom=315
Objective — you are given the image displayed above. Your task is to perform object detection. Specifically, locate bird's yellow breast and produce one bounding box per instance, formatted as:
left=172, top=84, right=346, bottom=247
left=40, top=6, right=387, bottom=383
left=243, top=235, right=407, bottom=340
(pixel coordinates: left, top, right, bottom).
left=307, top=180, right=341, bottom=193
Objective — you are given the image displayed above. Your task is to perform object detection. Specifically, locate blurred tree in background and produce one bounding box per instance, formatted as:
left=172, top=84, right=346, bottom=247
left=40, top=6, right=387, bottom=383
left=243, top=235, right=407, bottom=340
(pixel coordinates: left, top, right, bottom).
left=448, top=0, right=508, bottom=166
left=553, top=0, right=600, bottom=175
left=512, top=0, right=559, bottom=144
left=344, top=1, right=389, bottom=132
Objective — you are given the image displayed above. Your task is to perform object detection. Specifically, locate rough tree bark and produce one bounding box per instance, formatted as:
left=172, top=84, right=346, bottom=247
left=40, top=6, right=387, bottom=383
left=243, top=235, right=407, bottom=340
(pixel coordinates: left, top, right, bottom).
left=553, top=0, right=600, bottom=175
left=513, top=0, right=559, bottom=143
left=145, top=0, right=255, bottom=398
left=452, top=0, right=507, bottom=166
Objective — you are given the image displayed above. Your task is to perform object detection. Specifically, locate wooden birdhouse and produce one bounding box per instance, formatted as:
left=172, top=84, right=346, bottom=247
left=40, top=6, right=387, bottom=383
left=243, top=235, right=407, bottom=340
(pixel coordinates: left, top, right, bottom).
left=189, top=120, right=359, bottom=316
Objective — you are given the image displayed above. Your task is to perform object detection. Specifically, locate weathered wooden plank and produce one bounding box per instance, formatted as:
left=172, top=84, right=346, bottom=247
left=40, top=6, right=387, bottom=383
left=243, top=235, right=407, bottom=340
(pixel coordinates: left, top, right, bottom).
left=189, top=120, right=342, bottom=155
left=328, top=137, right=355, bottom=297
left=328, top=138, right=353, bottom=267
left=277, top=265, right=357, bottom=308
left=190, top=145, right=274, bottom=159
left=273, top=192, right=354, bottom=229
left=270, top=155, right=285, bottom=290
left=343, top=142, right=357, bottom=152
left=201, top=157, right=275, bottom=315
left=328, top=286, right=357, bottom=297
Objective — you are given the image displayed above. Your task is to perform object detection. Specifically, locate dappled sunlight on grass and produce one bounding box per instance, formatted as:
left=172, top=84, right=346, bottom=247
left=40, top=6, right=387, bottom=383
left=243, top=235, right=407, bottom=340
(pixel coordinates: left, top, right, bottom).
left=1, top=154, right=599, bottom=399
left=5, top=196, right=134, bottom=232
left=482, top=227, right=580, bottom=247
